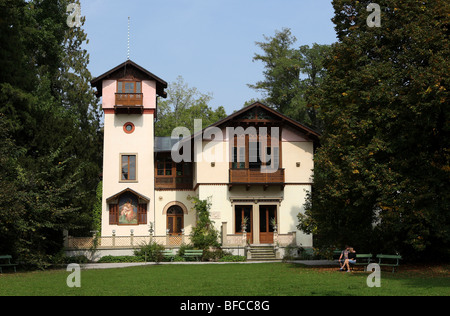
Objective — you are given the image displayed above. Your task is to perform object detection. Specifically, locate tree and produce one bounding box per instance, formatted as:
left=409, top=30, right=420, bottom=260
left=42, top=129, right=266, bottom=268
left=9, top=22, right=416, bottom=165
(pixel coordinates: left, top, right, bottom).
left=249, top=28, right=302, bottom=115
left=155, top=76, right=227, bottom=136
left=249, top=28, right=331, bottom=129
left=293, top=43, right=331, bottom=130
left=299, top=0, right=449, bottom=260
left=0, top=0, right=102, bottom=267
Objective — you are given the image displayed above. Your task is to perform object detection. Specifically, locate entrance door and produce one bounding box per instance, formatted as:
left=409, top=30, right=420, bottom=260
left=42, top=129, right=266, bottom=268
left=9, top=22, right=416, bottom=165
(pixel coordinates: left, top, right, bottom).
left=259, top=205, right=277, bottom=244
left=167, top=206, right=184, bottom=236
left=235, top=205, right=253, bottom=244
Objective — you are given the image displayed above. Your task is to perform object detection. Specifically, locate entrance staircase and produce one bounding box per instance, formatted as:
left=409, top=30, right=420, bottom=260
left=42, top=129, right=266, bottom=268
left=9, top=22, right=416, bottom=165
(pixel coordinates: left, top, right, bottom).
left=247, top=245, right=278, bottom=261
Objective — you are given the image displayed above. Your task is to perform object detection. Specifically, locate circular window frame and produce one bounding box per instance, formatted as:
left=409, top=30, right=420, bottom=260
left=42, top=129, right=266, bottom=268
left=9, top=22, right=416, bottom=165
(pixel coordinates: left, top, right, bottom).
left=123, top=122, right=135, bottom=134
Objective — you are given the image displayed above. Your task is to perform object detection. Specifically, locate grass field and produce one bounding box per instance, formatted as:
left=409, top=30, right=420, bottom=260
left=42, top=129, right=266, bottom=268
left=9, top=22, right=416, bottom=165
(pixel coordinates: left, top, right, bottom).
left=0, top=263, right=449, bottom=296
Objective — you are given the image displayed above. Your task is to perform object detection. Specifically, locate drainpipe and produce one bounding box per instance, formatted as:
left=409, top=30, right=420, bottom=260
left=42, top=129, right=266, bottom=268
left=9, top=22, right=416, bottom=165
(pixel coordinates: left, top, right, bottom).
left=153, top=97, right=158, bottom=239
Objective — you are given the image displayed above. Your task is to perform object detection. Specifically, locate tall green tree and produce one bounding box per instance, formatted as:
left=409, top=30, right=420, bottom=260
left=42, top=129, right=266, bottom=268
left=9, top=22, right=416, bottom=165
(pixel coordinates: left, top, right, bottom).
left=249, top=28, right=330, bottom=129
left=0, top=0, right=102, bottom=267
left=299, top=0, right=449, bottom=260
left=249, top=28, right=302, bottom=115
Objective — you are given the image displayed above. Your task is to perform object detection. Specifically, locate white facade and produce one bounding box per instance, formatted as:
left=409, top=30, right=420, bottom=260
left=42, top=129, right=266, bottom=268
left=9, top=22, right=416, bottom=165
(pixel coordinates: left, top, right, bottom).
left=93, top=61, right=319, bottom=251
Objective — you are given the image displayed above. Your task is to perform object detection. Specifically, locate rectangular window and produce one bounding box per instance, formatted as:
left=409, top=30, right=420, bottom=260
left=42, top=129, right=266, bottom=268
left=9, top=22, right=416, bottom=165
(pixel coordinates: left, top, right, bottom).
left=176, top=164, right=184, bottom=176
left=155, top=155, right=193, bottom=189
left=249, top=142, right=261, bottom=169
left=157, top=158, right=194, bottom=178
left=109, top=204, right=119, bottom=225
left=121, top=155, right=137, bottom=181
left=138, top=204, right=147, bottom=224
left=117, top=80, right=141, bottom=93
left=231, top=147, right=246, bottom=169
left=264, top=147, right=280, bottom=168
left=125, top=82, right=134, bottom=93
left=165, top=161, right=172, bottom=176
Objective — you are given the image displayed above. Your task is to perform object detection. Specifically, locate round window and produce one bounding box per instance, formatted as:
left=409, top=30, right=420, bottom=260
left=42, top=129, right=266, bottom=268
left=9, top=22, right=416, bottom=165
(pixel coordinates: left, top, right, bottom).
left=123, top=122, right=135, bottom=134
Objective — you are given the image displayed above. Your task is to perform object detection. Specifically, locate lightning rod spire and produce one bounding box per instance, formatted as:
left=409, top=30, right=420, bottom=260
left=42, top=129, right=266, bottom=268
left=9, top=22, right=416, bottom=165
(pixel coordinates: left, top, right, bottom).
left=127, top=17, right=131, bottom=60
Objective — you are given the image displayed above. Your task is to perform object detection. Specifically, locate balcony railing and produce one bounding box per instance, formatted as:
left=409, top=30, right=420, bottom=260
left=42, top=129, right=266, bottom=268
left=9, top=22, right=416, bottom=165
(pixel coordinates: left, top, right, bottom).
left=155, top=176, right=193, bottom=190
left=229, top=168, right=285, bottom=184
left=115, top=93, right=143, bottom=106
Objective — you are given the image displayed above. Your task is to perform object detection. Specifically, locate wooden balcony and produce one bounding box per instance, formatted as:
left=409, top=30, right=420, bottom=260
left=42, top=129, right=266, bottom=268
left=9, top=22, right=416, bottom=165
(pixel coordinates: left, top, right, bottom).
left=229, top=168, right=285, bottom=190
left=155, top=176, right=193, bottom=190
left=115, top=93, right=143, bottom=106
left=114, top=93, right=144, bottom=114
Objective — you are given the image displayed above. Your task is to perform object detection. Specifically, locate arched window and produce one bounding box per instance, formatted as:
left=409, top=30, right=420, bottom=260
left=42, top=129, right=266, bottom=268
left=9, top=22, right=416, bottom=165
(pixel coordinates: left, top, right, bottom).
left=167, top=206, right=184, bottom=236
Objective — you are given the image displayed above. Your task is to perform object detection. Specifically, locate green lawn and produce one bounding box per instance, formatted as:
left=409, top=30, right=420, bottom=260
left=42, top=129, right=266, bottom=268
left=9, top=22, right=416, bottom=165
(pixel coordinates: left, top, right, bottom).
left=0, top=263, right=449, bottom=296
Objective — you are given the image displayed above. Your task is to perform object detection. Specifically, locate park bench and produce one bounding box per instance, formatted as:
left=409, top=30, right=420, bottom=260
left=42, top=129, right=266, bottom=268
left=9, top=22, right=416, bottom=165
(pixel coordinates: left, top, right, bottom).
left=183, top=250, right=203, bottom=261
left=333, top=250, right=343, bottom=264
left=352, top=254, right=373, bottom=271
left=162, top=250, right=175, bottom=262
left=333, top=250, right=342, bottom=260
left=302, top=248, right=315, bottom=259
left=377, top=254, right=402, bottom=273
left=0, top=255, right=18, bottom=273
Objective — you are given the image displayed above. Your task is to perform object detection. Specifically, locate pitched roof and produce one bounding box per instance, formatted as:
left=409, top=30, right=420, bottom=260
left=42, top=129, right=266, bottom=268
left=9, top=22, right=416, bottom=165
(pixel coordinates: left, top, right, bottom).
left=91, top=60, right=168, bottom=98
left=214, top=102, right=320, bottom=139
left=106, top=188, right=150, bottom=204
left=183, top=102, right=320, bottom=143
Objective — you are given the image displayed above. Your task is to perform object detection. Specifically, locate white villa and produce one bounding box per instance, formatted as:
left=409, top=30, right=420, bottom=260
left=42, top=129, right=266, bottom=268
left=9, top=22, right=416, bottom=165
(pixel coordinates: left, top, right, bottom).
left=68, top=60, right=320, bottom=259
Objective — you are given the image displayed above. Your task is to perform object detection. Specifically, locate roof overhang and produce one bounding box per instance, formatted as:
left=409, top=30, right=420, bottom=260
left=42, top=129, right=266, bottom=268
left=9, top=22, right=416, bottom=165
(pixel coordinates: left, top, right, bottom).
left=179, top=102, right=321, bottom=145
left=91, top=60, right=168, bottom=98
left=106, top=188, right=151, bottom=205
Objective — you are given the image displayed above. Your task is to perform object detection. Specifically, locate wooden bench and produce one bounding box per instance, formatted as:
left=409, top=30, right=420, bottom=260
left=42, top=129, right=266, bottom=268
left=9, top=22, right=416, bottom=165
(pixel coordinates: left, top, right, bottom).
left=162, top=250, right=175, bottom=262
left=301, top=248, right=315, bottom=259
left=333, top=250, right=344, bottom=265
left=333, top=250, right=342, bottom=260
left=183, top=250, right=203, bottom=261
left=377, top=254, right=402, bottom=273
left=0, top=255, right=18, bottom=273
left=352, top=254, right=373, bottom=271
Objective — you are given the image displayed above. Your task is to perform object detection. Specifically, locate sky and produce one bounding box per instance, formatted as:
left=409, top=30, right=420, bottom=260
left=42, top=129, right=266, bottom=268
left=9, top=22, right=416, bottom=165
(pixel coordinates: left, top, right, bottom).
left=81, top=0, right=338, bottom=114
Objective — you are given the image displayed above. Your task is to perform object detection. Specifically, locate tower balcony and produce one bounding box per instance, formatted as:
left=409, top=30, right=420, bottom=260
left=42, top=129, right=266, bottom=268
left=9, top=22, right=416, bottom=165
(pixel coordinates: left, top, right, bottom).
left=114, top=93, right=144, bottom=114
left=115, top=93, right=143, bottom=106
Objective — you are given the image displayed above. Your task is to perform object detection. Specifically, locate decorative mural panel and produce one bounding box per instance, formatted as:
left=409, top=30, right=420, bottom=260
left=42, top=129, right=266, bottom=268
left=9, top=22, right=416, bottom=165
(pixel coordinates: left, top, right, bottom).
left=119, top=192, right=139, bottom=225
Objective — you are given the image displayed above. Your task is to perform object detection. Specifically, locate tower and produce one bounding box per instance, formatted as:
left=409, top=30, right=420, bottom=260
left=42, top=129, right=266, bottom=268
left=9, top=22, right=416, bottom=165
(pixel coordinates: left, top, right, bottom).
left=91, top=60, right=167, bottom=237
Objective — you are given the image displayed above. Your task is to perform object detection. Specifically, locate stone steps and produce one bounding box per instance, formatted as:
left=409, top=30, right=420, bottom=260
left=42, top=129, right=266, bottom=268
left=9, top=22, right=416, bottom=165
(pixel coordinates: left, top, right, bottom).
left=248, top=245, right=277, bottom=261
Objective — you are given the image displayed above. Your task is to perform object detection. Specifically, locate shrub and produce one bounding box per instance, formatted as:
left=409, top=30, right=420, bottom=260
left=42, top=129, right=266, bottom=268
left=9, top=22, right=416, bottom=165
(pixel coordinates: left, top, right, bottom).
left=134, top=241, right=165, bottom=263
left=177, top=243, right=194, bottom=257
left=52, top=253, right=90, bottom=264
left=219, top=255, right=246, bottom=262
left=98, top=256, right=143, bottom=263
left=189, top=197, right=221, bottom=251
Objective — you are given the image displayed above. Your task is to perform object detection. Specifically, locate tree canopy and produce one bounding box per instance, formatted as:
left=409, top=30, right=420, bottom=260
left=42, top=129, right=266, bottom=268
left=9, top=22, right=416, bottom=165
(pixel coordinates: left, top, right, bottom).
left=249, top=28, right=331, bottom=130
left=298, top=0, right=449, bottom=261
left=0, top=0, right=102, bottom=268
left=155, top=76, right=227, bottom=136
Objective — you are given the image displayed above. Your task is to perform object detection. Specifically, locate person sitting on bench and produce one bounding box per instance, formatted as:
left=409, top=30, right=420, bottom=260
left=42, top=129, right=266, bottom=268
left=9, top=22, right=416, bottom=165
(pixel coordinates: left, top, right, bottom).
left=339, top=246, right=350, bottom=271
left=344, top=248, right=357, bottom=272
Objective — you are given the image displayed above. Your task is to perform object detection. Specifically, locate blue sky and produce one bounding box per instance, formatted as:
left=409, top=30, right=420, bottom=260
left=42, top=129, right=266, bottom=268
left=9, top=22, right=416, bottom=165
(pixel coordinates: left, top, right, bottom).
left=81, top=0, right=337, bottom=114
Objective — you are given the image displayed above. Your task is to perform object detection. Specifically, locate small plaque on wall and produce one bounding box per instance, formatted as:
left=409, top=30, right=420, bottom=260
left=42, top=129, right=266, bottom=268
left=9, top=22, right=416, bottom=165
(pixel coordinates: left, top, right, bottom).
left=210, top=212, right=221, bottom=220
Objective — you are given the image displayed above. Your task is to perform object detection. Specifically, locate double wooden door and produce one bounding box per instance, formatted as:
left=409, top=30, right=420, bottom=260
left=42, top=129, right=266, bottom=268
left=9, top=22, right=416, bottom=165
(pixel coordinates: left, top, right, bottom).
left=235, top=205, right=277, bottom=244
